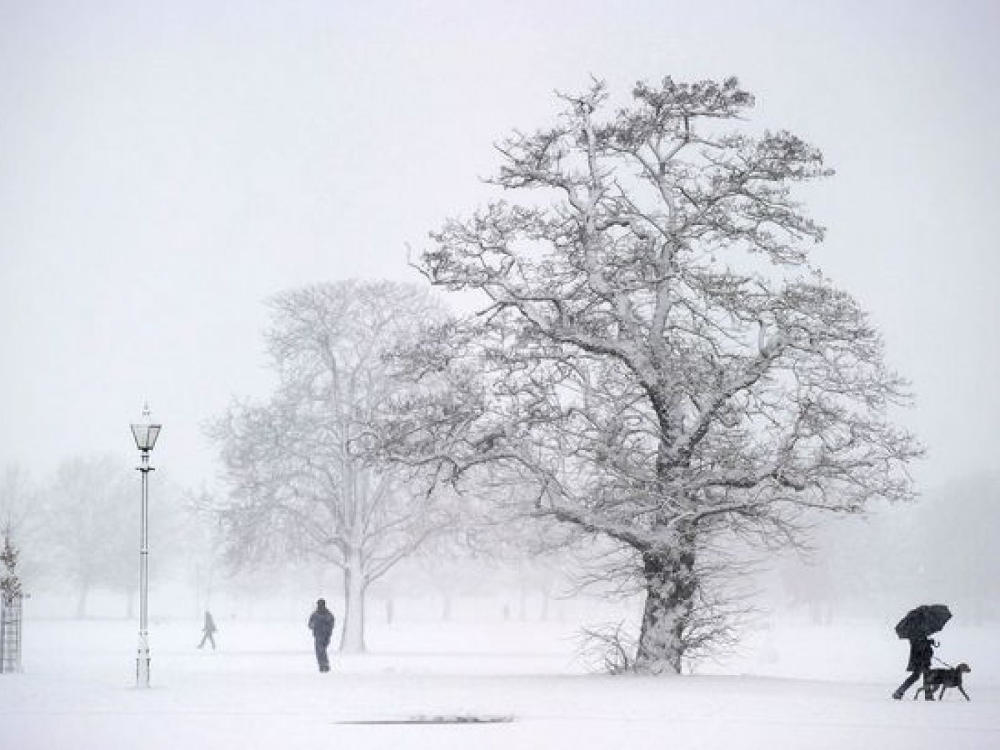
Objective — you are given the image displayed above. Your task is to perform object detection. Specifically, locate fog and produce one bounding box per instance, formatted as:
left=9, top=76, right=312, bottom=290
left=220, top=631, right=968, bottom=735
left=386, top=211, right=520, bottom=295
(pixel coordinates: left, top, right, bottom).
left=2, top=1, right=999, bottom=637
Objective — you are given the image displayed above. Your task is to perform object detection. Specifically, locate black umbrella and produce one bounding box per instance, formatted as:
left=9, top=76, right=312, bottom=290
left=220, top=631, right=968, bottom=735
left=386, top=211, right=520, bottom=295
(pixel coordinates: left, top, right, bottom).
left=895, top=604, right=951, bottom=640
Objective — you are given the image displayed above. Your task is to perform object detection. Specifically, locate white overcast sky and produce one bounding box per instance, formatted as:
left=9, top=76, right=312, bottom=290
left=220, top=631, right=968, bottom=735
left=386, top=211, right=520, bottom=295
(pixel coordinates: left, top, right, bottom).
left=1, top=0, right=997, bottom=493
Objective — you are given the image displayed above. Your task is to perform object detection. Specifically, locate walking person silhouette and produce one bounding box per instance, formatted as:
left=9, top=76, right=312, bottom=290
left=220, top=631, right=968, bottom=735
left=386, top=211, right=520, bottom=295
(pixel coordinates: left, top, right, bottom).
left=197, top=610, right=217, bottom=650
left=893, top=636, right=935, bottom=700
left=308, top=598, right=335, bottom=673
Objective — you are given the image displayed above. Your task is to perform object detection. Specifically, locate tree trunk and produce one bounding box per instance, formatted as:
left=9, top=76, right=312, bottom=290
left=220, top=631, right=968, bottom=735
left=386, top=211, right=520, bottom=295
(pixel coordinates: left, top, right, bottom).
left=339, top=551, right=366, bottom=653
left=75, top=582, right=90, bottom=619
left=635, top=538, right=697, bottom=674
left=441, top=593, right=452, bottom=621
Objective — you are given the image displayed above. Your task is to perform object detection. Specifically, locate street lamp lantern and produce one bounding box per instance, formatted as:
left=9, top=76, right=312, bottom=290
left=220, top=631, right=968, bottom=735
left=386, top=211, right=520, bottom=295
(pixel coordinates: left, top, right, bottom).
left=129, top=402, right=161, bottom=688
left=130, top=419, right=161, bottom=453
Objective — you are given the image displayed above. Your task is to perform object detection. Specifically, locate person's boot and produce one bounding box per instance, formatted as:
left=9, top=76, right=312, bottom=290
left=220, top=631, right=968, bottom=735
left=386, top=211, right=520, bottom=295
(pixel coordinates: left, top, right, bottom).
left=892, top=690, right=903, bottom=700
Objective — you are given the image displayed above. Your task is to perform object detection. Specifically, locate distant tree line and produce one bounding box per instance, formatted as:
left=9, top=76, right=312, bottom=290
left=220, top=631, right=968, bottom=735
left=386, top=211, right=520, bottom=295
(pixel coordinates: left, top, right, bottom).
left=0, top=460, right=204, bottom=618
left=776, top=472, right=1000, bottom=625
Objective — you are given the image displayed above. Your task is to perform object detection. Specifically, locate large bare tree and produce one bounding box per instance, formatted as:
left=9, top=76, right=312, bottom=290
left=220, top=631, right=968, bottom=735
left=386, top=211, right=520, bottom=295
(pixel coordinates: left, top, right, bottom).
left=209, top=280, right=455, bottom=652
left=406, top=77, right=922, bottom=673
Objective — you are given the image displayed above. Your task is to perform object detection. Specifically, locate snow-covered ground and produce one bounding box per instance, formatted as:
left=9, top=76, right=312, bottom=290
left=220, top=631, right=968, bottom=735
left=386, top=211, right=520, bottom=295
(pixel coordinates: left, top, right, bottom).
left=3, top=614, right=998, bottom=749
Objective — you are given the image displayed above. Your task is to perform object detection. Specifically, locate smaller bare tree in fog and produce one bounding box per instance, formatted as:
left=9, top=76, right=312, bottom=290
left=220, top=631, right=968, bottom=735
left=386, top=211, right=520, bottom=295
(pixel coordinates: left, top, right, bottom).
left=42, top=456, right=137, bottom=617
left=208, top=281, right=456, bottom=652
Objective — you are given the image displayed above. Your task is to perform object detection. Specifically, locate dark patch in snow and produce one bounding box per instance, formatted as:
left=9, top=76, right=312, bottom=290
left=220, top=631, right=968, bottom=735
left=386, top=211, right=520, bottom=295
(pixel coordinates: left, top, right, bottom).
left=335, top=715, right=515, bottom=725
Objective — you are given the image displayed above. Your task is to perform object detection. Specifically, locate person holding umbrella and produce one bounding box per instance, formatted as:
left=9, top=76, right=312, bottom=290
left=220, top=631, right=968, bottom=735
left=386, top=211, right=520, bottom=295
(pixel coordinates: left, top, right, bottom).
left=893, top=635, right=936, bottom=700
left=892, top=604, right=951, bottom=700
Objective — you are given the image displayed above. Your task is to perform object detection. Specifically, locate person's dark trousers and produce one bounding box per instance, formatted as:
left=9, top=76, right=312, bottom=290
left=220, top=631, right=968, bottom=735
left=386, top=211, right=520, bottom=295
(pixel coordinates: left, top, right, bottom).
left=893, top=670, right=927, bottom=699
left=314, top=637, right=330, bottom=672
left=198, top=632, right=216, bottom=649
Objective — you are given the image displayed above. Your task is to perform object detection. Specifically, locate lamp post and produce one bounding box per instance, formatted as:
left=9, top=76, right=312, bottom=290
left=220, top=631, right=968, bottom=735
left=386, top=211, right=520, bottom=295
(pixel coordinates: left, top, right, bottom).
left=130, top=403, right=161, bottom=688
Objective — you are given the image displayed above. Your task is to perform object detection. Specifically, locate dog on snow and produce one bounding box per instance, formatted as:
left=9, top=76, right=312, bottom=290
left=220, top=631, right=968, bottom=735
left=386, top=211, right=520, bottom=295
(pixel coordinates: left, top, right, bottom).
left=913, top=663, right=971, bottom=701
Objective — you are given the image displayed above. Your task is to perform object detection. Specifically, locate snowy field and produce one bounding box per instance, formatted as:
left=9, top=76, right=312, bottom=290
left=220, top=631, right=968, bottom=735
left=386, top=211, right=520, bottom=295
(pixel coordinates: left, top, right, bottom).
left=3, top=615, right=999, bottom=750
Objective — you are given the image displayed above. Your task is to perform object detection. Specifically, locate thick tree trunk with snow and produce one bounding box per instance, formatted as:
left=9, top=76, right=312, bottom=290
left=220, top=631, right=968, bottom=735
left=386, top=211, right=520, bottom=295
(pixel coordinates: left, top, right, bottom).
left=339, top=552, right=366, bottom=653
left=635, top=538, right=697, bottom=674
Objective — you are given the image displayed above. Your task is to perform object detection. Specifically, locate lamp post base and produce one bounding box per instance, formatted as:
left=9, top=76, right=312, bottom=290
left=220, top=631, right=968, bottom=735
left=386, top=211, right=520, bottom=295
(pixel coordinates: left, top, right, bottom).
left=136, top=634, right=150, bottom=687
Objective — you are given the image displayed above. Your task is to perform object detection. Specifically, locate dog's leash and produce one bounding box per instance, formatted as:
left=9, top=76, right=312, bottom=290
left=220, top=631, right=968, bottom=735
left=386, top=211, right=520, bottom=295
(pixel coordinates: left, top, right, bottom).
left=932, top=656, right=954, bottom=669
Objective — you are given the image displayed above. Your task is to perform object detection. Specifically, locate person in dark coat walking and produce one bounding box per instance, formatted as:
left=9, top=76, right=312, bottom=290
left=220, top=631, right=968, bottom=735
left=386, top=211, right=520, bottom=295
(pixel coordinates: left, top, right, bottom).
left=893, top=636, right=936, bottom=699
left=197, top=610, right=217, bottom=649
left=308, top=598, right=335, bottom=673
